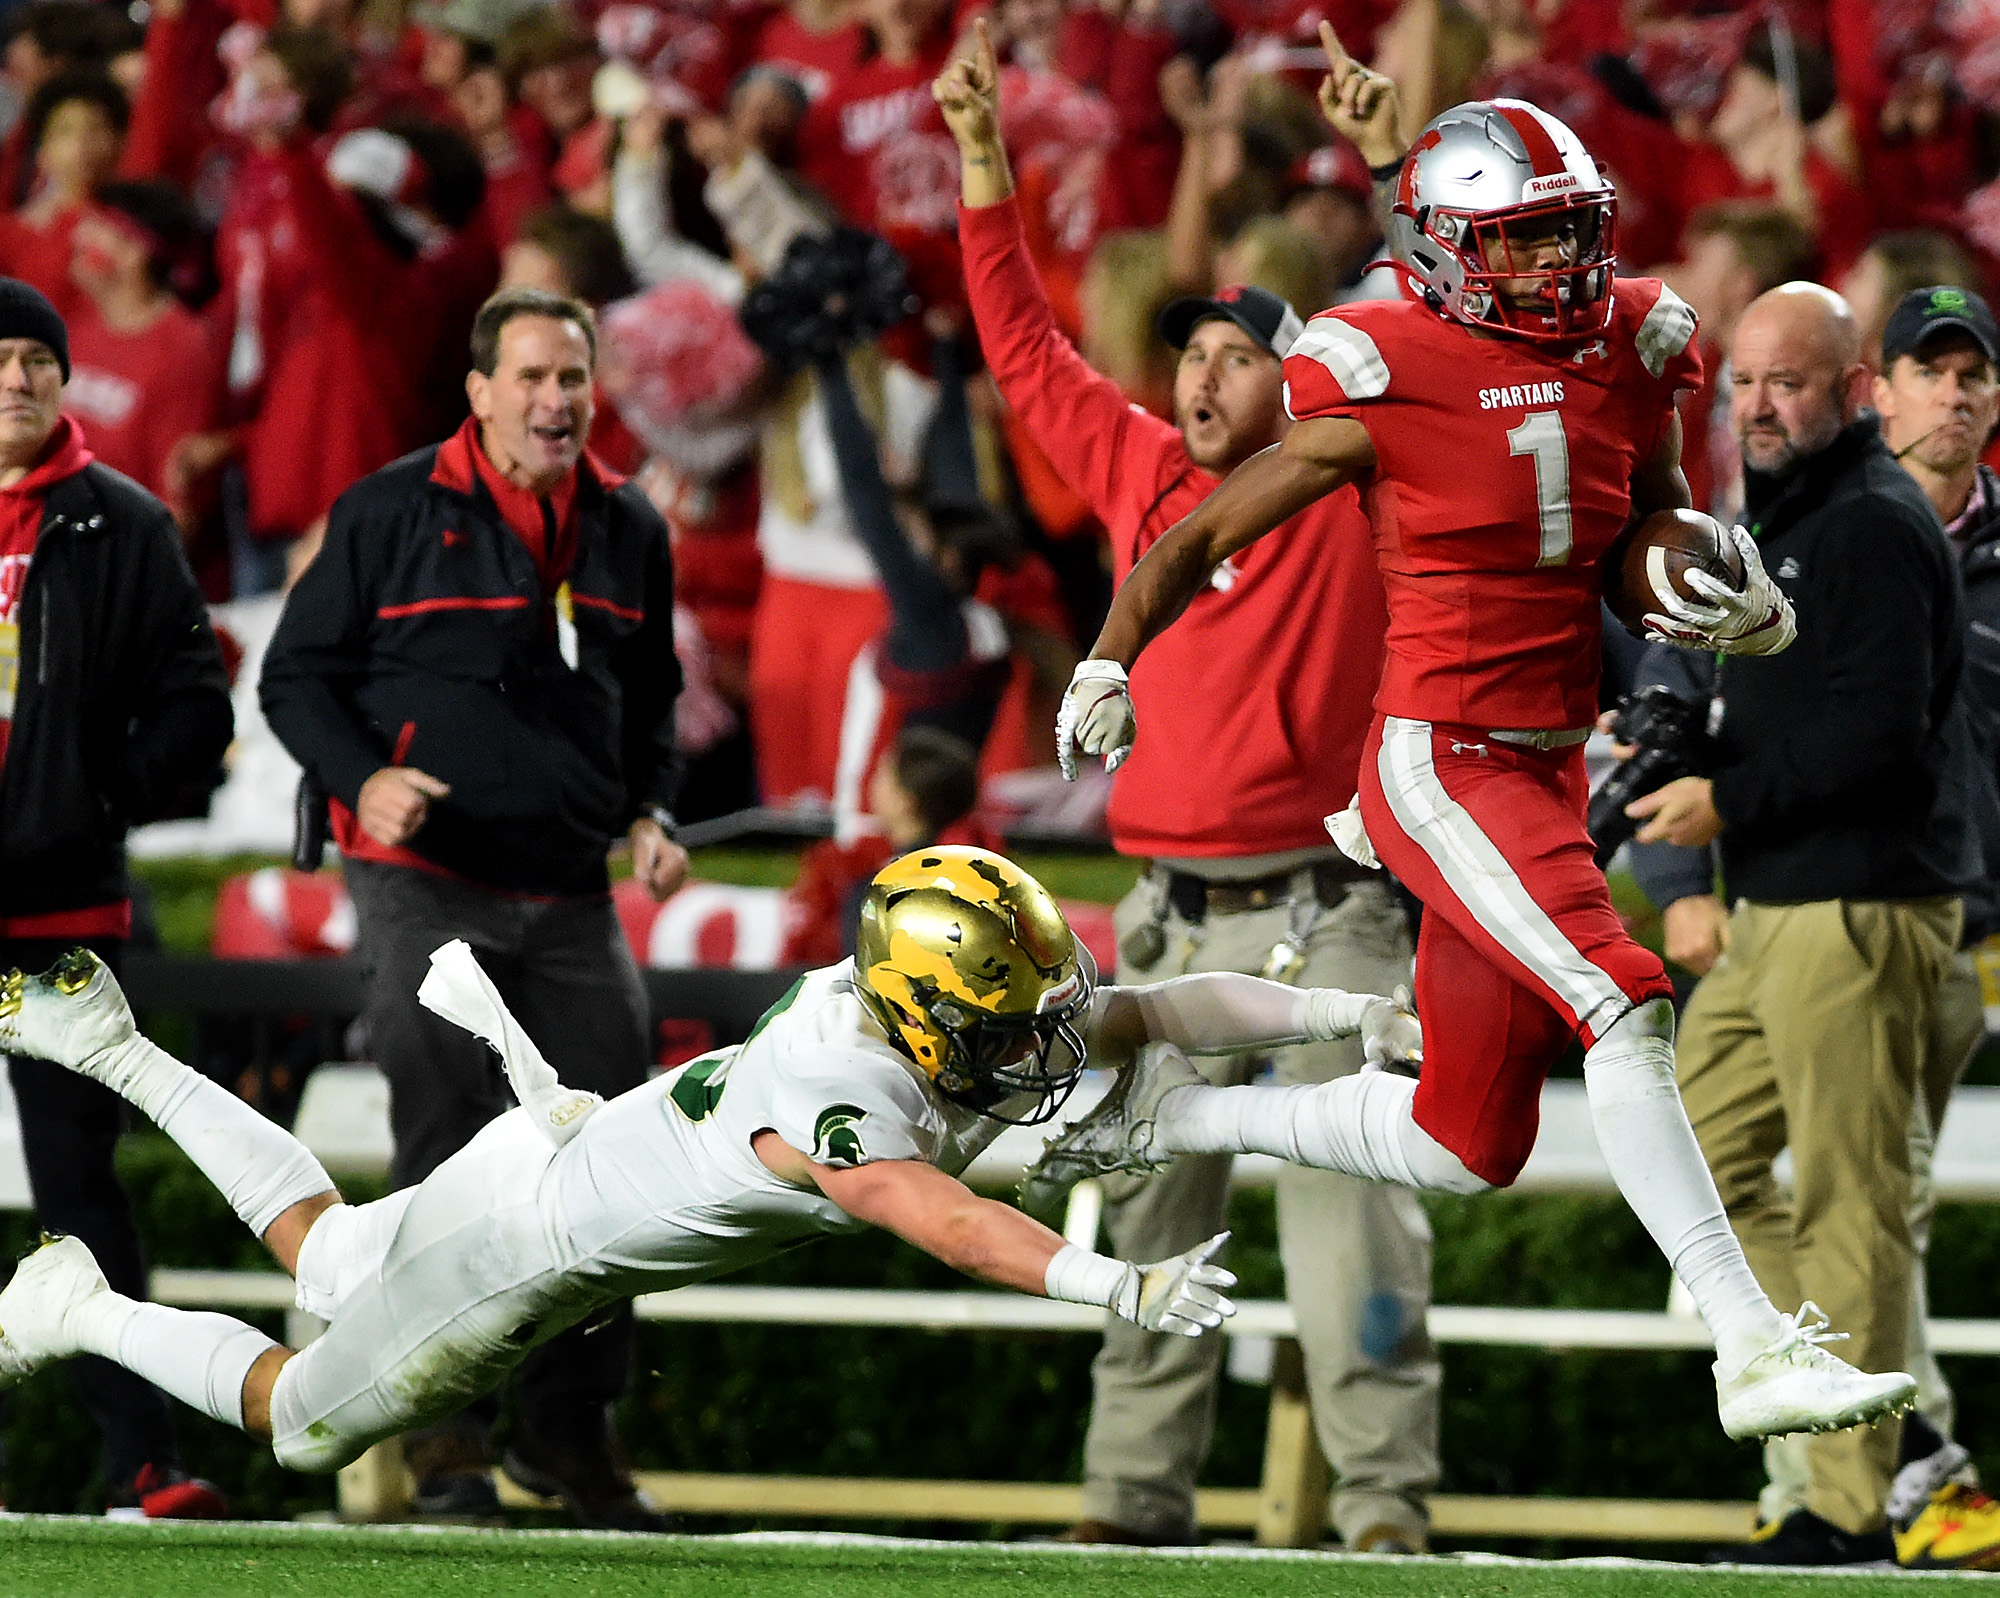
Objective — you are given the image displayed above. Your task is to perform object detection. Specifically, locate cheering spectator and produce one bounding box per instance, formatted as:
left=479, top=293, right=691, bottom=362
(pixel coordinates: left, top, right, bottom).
left=62, top=181, right=221, bottom=514
left=746, top=0, right=866, bottom=106
left=1674, top=23, right=1870, bottom=280
left=796, top=0, right=959, bottom=262
left=1281, top=140, right=1387, bottom=303
left=0, top=70, right=128, bottom=315
left=0, top=2, right=130, bottom=205
left=1660, top=202, right=1816, bottom=516
left=1838, top=229, right=1981, bottom=372
left=814, top=310, right=1057, bottom=832
left=1055, top=0, right=1188, bottom=238
left=498, top=10, right=603, bottom=207
left=423, top=0, right=556, bottom=248
left=209, top=28, right=412, bottom=593
left=780, top=723, right=996, bottom=966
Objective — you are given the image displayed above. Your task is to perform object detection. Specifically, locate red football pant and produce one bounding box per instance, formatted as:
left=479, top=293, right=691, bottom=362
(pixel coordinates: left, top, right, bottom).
left=1359, top=715, right=1672, bottom=1186
left=748, top=575, right=888, bottom=806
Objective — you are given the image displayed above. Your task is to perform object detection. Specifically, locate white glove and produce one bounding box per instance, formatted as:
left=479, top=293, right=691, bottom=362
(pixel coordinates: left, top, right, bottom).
left=1121, top=1232, right=1238, bottom=1337
left=1299, top=985, right=1423, bottom=1069
left=1056, top=659, right=1136, bottom=780
left=418, top=940, right=603, bottom=1146
left=1644, top=525, right=1796, bottom=657
left=1359, top=985, right=1423, bottom=1071
left=1324, top=795, right=1380, bottom=869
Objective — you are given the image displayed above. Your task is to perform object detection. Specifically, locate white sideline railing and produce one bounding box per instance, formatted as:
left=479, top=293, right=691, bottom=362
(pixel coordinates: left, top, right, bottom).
left=146, top=1268, right=2000, bottom=1355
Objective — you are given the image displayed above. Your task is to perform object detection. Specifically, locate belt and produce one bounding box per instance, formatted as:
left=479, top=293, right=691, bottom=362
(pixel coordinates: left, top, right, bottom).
left=1487, top=725, right=1592, bottom=749
left=1161, top=858, right=1370, bottom=922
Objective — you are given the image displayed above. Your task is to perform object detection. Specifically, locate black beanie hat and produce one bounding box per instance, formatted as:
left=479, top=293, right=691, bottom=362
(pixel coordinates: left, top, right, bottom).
left=0, top=278, right=69, bottom=380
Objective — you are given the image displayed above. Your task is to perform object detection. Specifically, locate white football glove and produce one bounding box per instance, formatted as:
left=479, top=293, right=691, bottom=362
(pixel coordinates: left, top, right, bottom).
left=1324, top=795, right=1380, bottom=869
left=1118, top=1231, right=1238, bottom=1338
left=1360, top=985, right=1423, bottom=1071
left=1299, top=984, right=1423, bottom=1069
left=1644, top=525, right=1796, bottom=657
left=1056, top=659, right=1136, bottom=781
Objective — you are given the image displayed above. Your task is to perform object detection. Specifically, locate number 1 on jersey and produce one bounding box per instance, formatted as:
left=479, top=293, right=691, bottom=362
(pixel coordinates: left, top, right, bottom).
left=1507, top=410, right=1574, bottom=567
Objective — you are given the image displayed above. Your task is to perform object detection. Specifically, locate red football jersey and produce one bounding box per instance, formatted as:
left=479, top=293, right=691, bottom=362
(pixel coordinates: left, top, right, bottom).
left=1282, top=277, right=1701, bottom=731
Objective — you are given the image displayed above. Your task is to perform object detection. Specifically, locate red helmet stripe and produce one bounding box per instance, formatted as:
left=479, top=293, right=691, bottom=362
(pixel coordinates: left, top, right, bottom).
left=1497, top=103, right=1566, bottom=177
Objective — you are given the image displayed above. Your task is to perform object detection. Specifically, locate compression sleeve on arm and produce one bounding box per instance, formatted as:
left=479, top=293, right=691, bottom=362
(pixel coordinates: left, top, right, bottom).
left=1124, top=972, right=1373, bottom=1055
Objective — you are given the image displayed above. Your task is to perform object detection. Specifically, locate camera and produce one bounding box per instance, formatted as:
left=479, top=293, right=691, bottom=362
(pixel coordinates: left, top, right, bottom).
left=1586, top=685, right=1714, bottom=868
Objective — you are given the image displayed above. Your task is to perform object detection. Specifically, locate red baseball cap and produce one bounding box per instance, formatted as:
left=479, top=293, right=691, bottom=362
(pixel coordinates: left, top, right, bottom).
left=1284, top=140, right=1373, bottom=204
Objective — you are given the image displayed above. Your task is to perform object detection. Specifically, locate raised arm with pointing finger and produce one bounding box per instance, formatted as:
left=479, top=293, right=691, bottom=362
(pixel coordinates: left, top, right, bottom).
left=1054, top=24, right=1409, bottom=777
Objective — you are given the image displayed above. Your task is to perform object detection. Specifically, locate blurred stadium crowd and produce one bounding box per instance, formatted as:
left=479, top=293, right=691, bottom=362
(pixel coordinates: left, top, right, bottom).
left=11, top=0, right=2000, bottom=869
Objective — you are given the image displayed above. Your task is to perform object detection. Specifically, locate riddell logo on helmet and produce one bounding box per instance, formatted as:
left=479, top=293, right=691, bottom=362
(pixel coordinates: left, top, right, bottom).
left=1523, top=173, right=1582, bottom=198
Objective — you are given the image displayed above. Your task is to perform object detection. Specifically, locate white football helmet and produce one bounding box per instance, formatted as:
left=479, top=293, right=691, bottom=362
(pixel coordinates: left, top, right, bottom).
left=1387, top=99, right=1617, bottom=343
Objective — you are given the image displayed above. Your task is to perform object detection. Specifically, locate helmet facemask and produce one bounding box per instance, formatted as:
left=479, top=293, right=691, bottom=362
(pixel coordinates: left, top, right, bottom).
left=1428, top=193, right=1616, bottom=341
left=854, top=846, right=1096, bottom=1126
left=1390, top=100, right=1620, bottom=345
left=922, top=945, right=1095, bottom=1124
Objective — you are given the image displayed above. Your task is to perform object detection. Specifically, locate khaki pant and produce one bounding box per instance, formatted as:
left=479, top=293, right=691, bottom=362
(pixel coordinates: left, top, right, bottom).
left=1079, top=871, right=1440, bottom=1546
left=1758, top=947, right=1984, bottom=1523
left=1677, top=897, right=1960, bottom=1535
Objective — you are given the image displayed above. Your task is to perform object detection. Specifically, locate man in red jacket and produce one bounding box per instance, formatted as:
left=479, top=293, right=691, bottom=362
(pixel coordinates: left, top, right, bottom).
left=939, top=25, right=1437, bottom=1554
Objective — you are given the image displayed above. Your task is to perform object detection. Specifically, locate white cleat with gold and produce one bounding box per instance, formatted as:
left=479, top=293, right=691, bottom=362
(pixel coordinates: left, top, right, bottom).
left=0, top=948, right=140, bottom=1081
left=1716, top=1302, right=1917, bottom=1441
left=0, top=1234, right=109, bottom=1387
left=1018, top=1041, right=1205, bottom=1210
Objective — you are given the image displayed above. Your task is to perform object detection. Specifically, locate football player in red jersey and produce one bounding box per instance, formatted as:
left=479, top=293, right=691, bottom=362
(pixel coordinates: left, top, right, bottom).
left=1043, top=30, right=1914, bottom=1444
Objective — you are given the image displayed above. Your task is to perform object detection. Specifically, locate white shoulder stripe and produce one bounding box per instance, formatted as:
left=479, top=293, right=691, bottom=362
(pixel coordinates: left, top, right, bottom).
left=1288, top=316, right=1391, bottom=401
left=1635, top=285, right=1696, bottom=379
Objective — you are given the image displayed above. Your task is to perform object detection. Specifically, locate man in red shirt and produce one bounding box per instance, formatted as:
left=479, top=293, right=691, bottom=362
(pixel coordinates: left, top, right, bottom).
left=1047, top=33, right=1917, bottom=1447
left=940, top=26, right=1438, bottom=1552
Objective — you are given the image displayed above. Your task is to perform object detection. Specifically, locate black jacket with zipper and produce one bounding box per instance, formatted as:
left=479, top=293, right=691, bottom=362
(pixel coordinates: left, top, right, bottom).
left=0, top=465, right=232, bottom=918
left=260, top=440, right=683, bottom=898
left=1708, top=415, right=1979, bottom=903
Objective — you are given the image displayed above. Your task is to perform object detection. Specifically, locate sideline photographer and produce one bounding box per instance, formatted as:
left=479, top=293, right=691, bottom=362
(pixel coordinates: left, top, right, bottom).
left=1600, top=655, right=1725, bottom=976
left=1612, top=284, right=1976, bottom=1566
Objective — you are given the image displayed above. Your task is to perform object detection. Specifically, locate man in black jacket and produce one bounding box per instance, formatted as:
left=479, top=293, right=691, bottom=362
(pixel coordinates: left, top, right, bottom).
left=0, top=278, right=233, bottom=1514
left=1860, top=285, right=2000, bottom=1567
left=262, top=287, right=686, bottom=1529
left=1627, top=283, right=1978, bottom=1565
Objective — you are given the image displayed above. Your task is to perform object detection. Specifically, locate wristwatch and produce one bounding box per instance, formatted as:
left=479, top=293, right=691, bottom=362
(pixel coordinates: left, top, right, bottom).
left=644, top=805, right=680, bottom=841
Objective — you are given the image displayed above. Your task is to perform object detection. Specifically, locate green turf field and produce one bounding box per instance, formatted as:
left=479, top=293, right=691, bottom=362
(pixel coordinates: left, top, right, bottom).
left=0, top=1522, right=1974, bottom=1598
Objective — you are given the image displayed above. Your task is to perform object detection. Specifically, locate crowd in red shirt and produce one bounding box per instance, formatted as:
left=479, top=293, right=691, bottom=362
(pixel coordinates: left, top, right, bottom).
left=1, top=0, right=1995, bottom=832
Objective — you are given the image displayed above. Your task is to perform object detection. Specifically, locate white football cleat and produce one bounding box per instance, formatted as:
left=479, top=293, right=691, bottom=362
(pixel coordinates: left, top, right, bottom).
left=0, top=949, right=139, bottom=1081
left=0, top=1234, right=110, bottom=1387
left=1018, top=1042, right=1205, bottom=1210
left=1715, top=1302, right=1917, bottom=1441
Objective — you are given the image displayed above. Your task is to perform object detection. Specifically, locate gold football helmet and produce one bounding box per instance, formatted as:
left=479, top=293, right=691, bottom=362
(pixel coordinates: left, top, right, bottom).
left=855, top=845, right=1094, bottom=1122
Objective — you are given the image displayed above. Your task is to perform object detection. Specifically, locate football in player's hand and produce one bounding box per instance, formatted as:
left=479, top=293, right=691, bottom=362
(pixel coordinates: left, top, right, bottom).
left=1604, top=508, right=1746, bottom=639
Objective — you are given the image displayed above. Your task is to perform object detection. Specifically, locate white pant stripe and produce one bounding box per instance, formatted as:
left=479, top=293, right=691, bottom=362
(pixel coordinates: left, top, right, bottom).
left=1378, top=717, right=1624, bottom=1025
